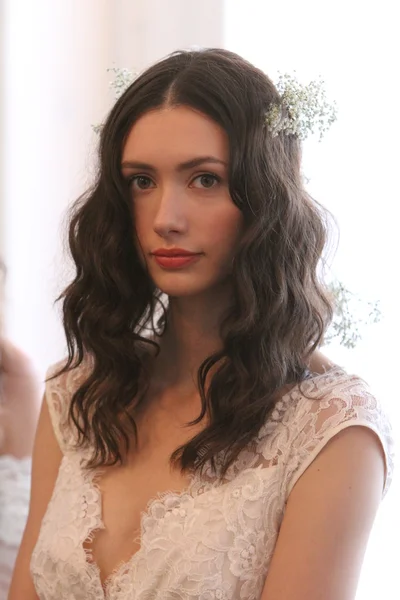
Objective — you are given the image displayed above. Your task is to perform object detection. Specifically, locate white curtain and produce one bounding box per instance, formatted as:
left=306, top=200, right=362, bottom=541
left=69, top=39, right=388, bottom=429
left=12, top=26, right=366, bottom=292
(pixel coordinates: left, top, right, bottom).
left=224, top=1, right=399, bottom=597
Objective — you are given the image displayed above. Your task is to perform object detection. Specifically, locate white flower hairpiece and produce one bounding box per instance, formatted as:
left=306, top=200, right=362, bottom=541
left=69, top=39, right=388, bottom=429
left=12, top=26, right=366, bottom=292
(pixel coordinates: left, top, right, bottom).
left=93, top=68, right=337, bottom=142
left=265, top=72, right=337, bottom=141
left=107, top=67, right=137, bottom=99
left=92, top=67, right=136, bottom=134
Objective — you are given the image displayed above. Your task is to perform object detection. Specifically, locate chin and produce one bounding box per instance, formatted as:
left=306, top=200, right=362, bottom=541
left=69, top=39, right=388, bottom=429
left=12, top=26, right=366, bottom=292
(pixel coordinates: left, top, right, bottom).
left=150, top=273, right=219, bottom=298
left=157, top=283, right=211, bottom=298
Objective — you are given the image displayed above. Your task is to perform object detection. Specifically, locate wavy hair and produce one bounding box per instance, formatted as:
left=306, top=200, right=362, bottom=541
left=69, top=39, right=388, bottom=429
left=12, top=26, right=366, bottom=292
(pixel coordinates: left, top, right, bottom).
left=56, top=48, right=335, bottom=475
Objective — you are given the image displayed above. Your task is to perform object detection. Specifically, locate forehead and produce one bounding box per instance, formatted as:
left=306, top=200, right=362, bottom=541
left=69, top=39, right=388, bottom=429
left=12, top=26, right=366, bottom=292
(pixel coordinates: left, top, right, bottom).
left=122, top=106, right=228, bottom=163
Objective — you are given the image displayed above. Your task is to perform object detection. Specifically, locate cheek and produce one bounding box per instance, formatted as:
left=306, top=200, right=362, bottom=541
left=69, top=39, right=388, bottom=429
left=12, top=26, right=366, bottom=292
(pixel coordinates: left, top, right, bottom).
left=132, top=210, right=148, bottom=262
left=132, top=204, right=152, bottom=243
left=210, top=205, right=244, bottom=250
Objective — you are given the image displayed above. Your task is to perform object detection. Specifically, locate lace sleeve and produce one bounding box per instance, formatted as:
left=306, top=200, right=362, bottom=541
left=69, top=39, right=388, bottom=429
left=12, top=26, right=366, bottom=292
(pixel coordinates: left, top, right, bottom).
left=283, top=374, right=395, bottom=501
left=45, top=359, right=90, bottom=454
left=44, top=361, right=70, bottom=454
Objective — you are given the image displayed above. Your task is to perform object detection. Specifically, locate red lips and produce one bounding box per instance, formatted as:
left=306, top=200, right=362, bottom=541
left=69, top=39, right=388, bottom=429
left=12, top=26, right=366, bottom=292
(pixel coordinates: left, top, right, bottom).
left=151, top=248, right=202, bottom=269
left=152, top=248, right=199, bottom=257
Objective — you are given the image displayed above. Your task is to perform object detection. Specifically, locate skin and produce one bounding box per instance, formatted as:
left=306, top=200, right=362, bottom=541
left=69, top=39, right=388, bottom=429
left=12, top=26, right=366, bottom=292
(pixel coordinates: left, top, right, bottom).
left=0, top=338, right=41, bottom=458
left=8, top=106, right=385, bottom=599
left=121, top=105, right=244, bottom=393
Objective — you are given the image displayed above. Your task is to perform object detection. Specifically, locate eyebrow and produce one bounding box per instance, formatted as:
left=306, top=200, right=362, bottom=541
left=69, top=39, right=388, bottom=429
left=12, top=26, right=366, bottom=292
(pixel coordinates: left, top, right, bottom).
left=120, top=156, right=227, bottom=172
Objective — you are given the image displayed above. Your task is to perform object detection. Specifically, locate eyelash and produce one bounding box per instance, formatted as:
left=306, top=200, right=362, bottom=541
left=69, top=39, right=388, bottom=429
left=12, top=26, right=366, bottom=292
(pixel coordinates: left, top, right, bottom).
left=126, top=172, right=222, bottom=191
left=127, top=175, right=154, bottom=190
left=191, top=173, right=222, bottom=189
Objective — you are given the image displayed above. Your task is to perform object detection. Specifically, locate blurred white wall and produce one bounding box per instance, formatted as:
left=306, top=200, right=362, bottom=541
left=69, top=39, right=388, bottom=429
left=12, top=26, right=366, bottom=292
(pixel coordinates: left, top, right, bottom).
left=0, top=0, right=6, bottom=259
left=112, top=0, right=224, bottom=71
left=0, top=0, right=224, bottom=378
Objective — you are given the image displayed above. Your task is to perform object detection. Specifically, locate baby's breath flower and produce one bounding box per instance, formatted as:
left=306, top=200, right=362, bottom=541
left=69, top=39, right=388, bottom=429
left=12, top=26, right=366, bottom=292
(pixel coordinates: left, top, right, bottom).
left=265, top=73, right=337, bottom=141
left=92, top=67, right=137, bottom=134
left=107, top=67, right=137, bottom=100
left=95, top=68, right=337, bottom=143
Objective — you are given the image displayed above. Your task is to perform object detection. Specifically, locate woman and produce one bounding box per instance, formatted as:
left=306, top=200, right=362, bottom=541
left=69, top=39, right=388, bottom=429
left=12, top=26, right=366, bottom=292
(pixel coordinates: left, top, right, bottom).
left=9, top=49, right=394, bottom=600
left=0, top=260, right=40, bottom=598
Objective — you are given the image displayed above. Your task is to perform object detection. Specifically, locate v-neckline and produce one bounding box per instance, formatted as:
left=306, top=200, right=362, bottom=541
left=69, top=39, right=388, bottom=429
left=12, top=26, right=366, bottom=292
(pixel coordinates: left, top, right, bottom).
left=78, top=367, right=347, bottom=596
left=81, top=463, right=201, bottom=596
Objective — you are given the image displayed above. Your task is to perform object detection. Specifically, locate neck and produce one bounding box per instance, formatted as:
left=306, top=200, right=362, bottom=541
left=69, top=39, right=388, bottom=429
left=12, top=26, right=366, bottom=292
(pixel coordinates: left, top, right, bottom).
left=152, top=284, right=233, bottom=391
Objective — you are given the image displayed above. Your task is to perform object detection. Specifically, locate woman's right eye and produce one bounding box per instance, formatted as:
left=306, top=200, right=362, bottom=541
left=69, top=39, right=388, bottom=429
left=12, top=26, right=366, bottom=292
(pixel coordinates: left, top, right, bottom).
left=130, top=175, right=155, bottom=190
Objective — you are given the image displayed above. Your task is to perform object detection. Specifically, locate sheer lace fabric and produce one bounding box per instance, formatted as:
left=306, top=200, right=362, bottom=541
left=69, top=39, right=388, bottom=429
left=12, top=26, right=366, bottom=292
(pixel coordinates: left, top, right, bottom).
left=0, top=455, right=31, bottom=599
left=30, top=362, right=394, bottom=600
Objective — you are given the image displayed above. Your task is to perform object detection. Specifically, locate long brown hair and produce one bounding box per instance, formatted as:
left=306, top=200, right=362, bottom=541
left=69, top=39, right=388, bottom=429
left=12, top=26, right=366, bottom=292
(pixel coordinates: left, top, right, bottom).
left=56, top=48, right=335, bottom=476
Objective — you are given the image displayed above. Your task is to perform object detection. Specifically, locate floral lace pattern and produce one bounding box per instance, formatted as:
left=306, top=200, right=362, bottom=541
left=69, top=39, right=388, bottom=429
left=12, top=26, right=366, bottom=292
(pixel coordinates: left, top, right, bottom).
left=30, top=362, right=395, bottom=600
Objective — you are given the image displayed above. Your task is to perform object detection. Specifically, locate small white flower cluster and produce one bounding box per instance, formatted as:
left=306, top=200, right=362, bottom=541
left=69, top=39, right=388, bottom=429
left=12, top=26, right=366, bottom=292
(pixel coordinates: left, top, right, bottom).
left=92, top=67, right=136, bottom=134
left=107, top=67, right=137, bottom=100
left=93, top=68, right=337, bottom=143
left=265, top=73, right=337, bottom=142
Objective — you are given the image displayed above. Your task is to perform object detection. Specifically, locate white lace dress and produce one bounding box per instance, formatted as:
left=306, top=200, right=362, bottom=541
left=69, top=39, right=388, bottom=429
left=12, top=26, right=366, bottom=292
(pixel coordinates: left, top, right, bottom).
left=0, top=454, right=31, bottom=599
left=30, top=363, right=394, bottom=600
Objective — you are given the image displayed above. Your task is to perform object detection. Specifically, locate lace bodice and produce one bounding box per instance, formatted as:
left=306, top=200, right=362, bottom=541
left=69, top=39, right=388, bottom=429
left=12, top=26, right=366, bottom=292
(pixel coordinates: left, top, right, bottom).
left=30, top=362, right=394, bottom=600
left=0, top=455, right=31, bottom=599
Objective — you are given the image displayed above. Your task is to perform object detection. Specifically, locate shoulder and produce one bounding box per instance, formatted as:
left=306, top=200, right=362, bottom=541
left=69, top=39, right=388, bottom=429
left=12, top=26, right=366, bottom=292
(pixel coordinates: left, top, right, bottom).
left=260, top=370, right=391, bottom=600
left=272, top=364, right=395, bottom=500
left=46, top=356, right=92, bottom=393
left=44, top=356, right=92, bottom=453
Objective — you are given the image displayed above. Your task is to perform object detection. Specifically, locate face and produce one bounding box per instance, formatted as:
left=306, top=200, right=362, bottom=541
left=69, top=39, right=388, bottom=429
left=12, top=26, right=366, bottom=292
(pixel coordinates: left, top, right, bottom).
left=121, top=106, right=244, bottom=298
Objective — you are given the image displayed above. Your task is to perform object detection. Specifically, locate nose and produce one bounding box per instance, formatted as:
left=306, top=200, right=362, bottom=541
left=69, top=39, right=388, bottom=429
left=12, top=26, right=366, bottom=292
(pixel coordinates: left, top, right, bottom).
left=153, top=184, right=188, bottom=238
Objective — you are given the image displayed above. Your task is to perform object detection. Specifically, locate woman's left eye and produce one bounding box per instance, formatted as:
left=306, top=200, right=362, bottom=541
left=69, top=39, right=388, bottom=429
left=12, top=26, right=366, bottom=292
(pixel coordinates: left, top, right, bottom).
left=191, top=174, right=221, bottom=189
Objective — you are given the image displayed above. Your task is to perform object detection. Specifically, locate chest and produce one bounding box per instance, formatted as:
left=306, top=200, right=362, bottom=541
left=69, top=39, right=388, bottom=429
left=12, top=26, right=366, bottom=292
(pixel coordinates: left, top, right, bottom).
left=32, top=385, right=290, bottom=599
left=83, top=403, right=207, bottom=586
left=32, top=448, right=283, bottom=600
